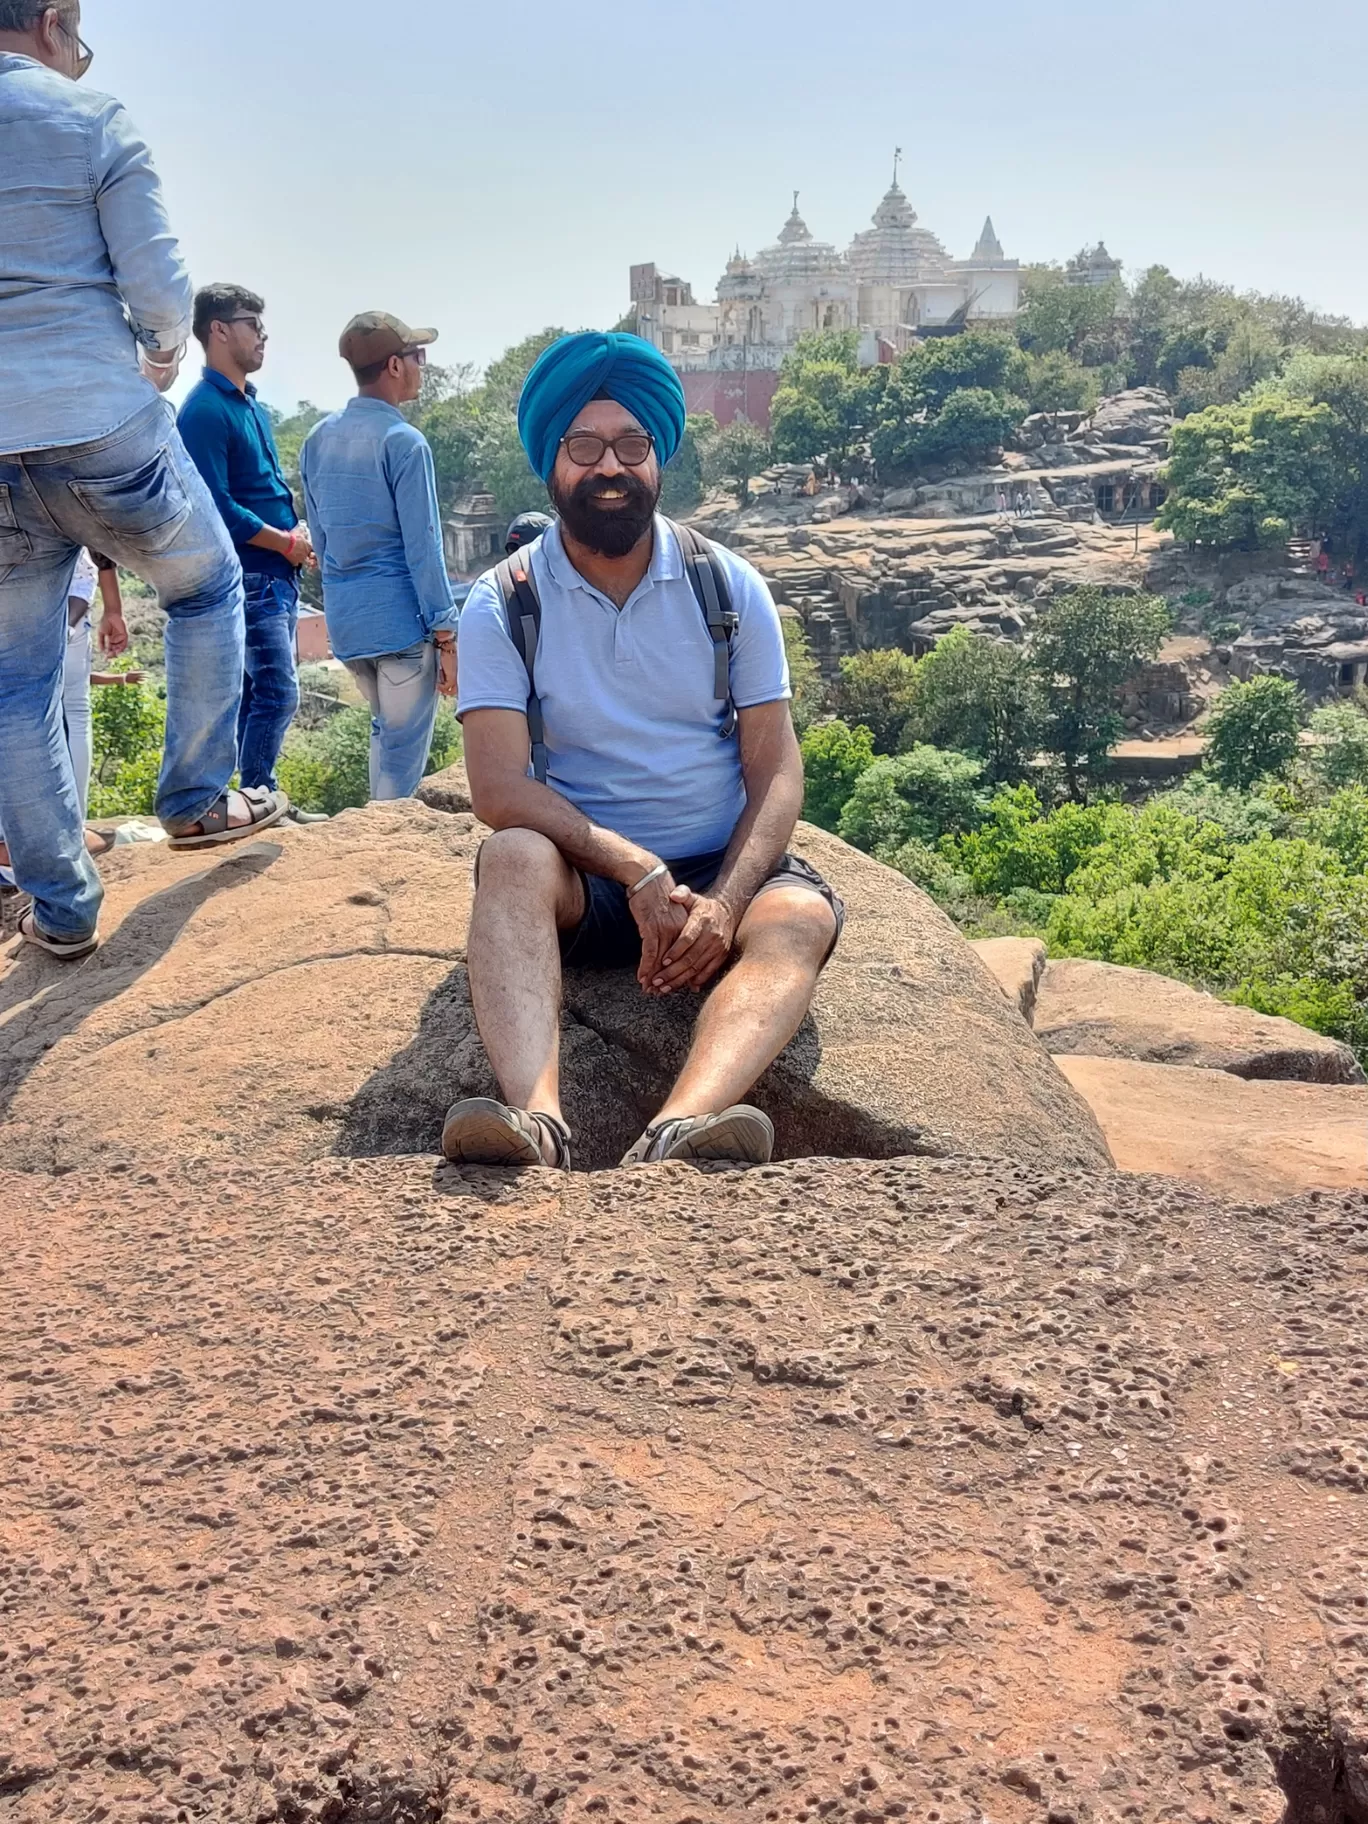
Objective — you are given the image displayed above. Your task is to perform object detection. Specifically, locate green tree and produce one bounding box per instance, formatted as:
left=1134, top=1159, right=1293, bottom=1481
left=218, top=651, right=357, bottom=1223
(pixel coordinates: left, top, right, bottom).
left=1274, top=353, right=1368, bottom=559
left=832, top=647, right=920, bottom=753
left=482, top=328, right=569, bottom=407
left=1030, top=586, right=1171, bottom=799
left=769, top=331, right=874, bottom=470
left=1024, top=351, right=1100, bottom=418
left=472, top=408, right=547, bottom=526
left=1158, top=396, right=1333, bottom=550
left=1016, top=271, right=1125, bottom=363
left=837, top=745, right=987, bottom=856
left=1308, top=699, right=1368, bottom=790
left=660, top=412, right=716, bottom=516
left=705, top=418, right=770, bottom=503
left=871, top=331, right=1028, bottom=474
left=1203, top=675, right=1305, bottom=790
left=799, top=719, right=876, bottom=830
left=902, top=627, right=1041, bottom=783
left=782, top=618, right=823, bottom=737
left=419, top=391, right=484, bottom=511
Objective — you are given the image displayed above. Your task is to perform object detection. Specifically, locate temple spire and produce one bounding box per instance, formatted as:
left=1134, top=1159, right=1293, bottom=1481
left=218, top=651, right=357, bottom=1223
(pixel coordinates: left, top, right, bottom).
left=892, top=145, right=902, bottom=188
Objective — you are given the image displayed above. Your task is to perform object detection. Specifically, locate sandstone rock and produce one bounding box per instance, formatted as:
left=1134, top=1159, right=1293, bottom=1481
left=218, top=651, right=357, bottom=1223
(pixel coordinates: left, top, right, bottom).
left=970, top=935, right=1046, bottom=1023
left=0, top=805, right=1108, bottom=1175
left=1088, top=386, right=1174, bottom=447
left=414, top=756, right=471, bottom=812
left=2, top=1149, right=1364, bottom=1823
left=1057, top=1053, right=1368, bottom=1199
left=1037, top=956, right=1365, bottom=1083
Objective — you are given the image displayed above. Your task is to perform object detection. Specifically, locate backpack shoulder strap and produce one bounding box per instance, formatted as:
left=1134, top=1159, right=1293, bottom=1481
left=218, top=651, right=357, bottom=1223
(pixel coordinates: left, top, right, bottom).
left=493, top=551, right=548, bottom=784
left=666, top=518, right=738, bottom=739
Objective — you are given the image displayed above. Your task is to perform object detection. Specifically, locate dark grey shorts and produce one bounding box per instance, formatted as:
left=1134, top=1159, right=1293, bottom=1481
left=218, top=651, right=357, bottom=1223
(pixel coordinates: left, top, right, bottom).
left=559, top=846, right=845, bottom=971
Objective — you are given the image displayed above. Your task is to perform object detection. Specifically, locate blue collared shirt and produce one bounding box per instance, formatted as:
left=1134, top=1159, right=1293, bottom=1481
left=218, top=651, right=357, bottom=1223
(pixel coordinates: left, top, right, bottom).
left=299, top=398, right=456, bottom=662
left=177, top=368, right=298, bottom=580
left=0, top=53, right=193, bottom=455
left=457, top=517, right=791, bottom=856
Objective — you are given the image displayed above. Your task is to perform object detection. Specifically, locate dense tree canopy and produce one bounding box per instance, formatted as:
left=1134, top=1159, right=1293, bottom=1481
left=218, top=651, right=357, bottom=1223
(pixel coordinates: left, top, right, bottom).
left=1157, top=396, right=1333, bottom=550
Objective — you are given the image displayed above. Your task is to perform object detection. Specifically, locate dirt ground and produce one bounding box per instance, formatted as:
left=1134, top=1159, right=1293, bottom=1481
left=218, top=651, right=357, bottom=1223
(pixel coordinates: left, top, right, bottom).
left=2, top=1150, right=1365, bottom=1823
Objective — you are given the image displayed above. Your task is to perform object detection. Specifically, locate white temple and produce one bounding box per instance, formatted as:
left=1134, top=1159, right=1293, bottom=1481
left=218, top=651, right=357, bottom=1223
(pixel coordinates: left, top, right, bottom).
left=630, top=162, right=1021, bottom=378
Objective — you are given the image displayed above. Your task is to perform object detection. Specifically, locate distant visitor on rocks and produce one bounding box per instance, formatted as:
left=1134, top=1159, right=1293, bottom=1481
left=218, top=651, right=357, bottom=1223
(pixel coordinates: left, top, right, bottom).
left=300, top=311, right=459, bottom=801
left=446, top=331, right=842, bottom=1171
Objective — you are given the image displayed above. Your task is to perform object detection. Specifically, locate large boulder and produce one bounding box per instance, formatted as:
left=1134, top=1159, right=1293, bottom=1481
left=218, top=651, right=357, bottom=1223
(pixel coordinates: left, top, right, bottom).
left=970, top=934, right=1046, bottom=1023
left=0, top=805, right=1109, bottom=1175
left=2, top=1150, right=1365, bottom=1824
left=1037, top=955, right=1365, bottom=1083
left=1056, top=1054, right=1368, bottom=1200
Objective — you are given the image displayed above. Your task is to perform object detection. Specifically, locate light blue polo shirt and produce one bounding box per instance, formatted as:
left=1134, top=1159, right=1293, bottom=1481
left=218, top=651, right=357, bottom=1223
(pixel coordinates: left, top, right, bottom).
left=456, top=516, right=790, bottom=857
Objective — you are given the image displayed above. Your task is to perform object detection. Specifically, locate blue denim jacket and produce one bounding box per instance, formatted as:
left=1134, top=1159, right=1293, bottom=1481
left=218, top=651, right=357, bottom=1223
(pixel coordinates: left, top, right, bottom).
left=0, top=54, right=193, bottom=455
left=299, top=398, right=457, bottom=663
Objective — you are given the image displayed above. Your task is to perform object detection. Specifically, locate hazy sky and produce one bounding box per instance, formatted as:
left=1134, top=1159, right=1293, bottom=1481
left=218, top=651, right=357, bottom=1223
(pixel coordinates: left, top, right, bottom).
left=90, top=0, right=1368, bottom=415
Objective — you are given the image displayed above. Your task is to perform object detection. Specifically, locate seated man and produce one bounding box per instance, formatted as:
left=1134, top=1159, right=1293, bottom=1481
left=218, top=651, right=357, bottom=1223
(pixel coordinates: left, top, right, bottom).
left=444, top=331, right=842, bottom=1170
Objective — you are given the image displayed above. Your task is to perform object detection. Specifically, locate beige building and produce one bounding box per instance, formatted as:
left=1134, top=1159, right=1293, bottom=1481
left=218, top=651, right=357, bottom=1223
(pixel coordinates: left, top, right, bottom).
left=631, top=169, right=1021, bottom=378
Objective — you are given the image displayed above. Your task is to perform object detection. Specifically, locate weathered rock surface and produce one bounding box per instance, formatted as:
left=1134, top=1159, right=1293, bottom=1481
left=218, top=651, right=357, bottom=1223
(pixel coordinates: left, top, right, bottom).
left=970, top=935, right=1046, bottom=1024
left=1056, top=1054, right=1368, bottom=1200
left=2, top=1151, right=1365, bottom=1823
left=1037, top=956, right=1366, bottom=1084
left=0, top=804, right=1108, bottom=1176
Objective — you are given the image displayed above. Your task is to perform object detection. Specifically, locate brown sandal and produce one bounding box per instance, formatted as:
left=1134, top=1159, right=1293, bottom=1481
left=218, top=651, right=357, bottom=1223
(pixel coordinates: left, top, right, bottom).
left=167, top=787, right=289, bottom=850
left=440, top=1098, right=571, bottom=1169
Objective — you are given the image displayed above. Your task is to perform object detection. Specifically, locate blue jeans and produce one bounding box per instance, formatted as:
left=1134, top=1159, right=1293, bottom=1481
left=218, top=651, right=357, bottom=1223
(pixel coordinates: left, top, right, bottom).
left=238, top=572, right=299, bottom=792
left=0, top=398, right=244, bottom=938
left=342, top=640, right=438, bottom=800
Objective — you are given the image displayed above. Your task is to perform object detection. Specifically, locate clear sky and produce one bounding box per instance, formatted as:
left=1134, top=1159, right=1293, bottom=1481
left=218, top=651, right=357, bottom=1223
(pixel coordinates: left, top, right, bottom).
left=90, top=0, right=1368, bottom=416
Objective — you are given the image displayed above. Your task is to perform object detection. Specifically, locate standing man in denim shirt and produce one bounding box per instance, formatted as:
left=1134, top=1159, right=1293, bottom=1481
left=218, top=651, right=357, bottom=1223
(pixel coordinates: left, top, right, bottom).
left=0, top=1, right=286, bottom=960
left=300, top=313, right=458, bottom=800
left=178, top=284, right=324, bottom=821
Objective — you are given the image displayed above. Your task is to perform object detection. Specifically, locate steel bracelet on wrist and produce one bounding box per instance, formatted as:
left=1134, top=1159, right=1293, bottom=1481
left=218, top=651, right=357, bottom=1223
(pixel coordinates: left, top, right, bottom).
left=627, top=861, right=669, bottom=899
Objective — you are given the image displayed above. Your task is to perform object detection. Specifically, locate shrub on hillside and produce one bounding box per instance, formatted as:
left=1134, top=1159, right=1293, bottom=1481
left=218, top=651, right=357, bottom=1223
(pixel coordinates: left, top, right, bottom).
left=832, top=648, right=920, bottom=754
left=276, top=704, right=461, bottom=815
left=1204, top=675, right=1305, bottom=790
left=837, top=745, right=987, bottom=856
left=799, top=720, right=876, bottom=831
left=1308, top=698, right=1368, bottom=790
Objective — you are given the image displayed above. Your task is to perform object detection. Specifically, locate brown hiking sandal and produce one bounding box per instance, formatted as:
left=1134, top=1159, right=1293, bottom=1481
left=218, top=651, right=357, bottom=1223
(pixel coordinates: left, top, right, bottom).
left=440, top=1098, right=571, bottom=1169
left=620, top=1104, right=774, bottom=1167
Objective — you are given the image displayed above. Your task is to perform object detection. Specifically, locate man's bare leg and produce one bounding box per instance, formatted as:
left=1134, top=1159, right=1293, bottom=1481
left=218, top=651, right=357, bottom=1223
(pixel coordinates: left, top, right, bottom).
left=653, top=886, right=837, bottom=1121
left=464, top=827, right=584, bottom=1163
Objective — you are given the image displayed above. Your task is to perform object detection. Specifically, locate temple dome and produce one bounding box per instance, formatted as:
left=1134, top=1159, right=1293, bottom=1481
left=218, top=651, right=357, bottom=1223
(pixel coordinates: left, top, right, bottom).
left=752, top=196, right=845, bottom=285
left=846, top=181, right=950, bottom=285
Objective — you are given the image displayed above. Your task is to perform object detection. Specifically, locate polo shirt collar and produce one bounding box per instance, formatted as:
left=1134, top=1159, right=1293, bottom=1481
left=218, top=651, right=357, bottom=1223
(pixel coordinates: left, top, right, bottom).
left=542, top=513, right=683, bottom=597
left=200, top=366, right=259, bottom=401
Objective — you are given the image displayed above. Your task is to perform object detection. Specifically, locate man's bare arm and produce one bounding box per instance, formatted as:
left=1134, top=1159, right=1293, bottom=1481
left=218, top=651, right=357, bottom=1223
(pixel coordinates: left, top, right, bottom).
left=463, top=708, right=688, bottom=991
left=650, top=700, right=804, bottom=993
left=710, top=699, right=805, bottom=917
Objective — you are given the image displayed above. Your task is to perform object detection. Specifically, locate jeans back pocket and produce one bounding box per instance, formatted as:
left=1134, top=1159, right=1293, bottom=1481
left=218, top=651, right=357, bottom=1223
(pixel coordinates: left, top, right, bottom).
left=69, top=451, right=192, bottom=557
left=0, top=483, right=34, bottom=576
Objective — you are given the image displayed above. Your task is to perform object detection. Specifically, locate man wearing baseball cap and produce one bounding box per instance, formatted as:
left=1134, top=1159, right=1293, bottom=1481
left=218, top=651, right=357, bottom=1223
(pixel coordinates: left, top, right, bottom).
left=299, top=312, right=457, bottom=799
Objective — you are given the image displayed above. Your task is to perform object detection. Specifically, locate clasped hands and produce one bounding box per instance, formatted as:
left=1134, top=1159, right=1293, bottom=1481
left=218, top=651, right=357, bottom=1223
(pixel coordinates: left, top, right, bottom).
left=628, top=868, right=737, bottom=996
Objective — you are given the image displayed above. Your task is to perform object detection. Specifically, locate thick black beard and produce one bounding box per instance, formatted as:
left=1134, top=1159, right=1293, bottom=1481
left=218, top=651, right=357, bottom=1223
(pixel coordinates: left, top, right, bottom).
left=551, top=469, right=659, bottom=559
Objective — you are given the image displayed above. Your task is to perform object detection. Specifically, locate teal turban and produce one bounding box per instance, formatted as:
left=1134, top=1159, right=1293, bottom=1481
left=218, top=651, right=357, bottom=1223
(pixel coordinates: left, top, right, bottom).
left=516, top=331, right=687, bottom=484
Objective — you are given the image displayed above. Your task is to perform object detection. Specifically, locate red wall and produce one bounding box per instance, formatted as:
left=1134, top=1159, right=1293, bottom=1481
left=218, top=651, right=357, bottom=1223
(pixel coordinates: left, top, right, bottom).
left=681, top=369, right=781, bottom=430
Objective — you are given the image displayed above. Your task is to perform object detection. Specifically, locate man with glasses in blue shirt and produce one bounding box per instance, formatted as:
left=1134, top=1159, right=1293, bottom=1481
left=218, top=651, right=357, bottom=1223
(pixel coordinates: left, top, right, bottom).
left=178, top=285, right=324, bottom=820
left=0, top=0, right=286, bottom=961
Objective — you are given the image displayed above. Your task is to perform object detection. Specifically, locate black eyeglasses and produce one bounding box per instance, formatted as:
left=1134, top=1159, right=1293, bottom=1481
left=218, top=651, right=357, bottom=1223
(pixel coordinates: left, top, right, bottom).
left=561, top=431, right=654, bottom=468
left=226, top=315, right=265, bottom=335
left=54, top=15, right=93, bottom=78
left=400, top=347, right=427, bottom=367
